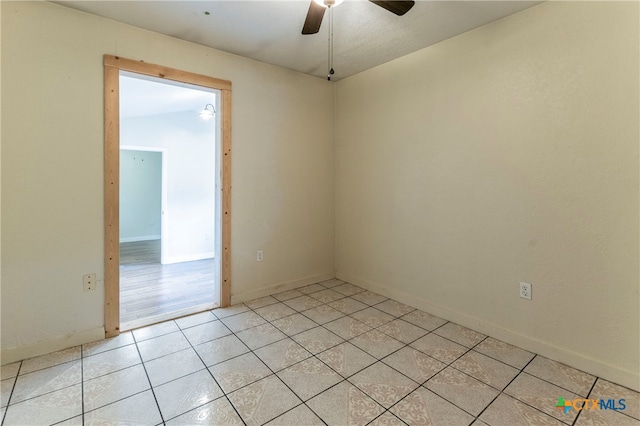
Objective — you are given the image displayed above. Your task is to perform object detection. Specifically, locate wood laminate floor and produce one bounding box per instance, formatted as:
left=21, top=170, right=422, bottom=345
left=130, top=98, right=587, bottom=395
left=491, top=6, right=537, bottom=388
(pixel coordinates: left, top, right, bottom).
left=120, top=240, right=216, bottom=329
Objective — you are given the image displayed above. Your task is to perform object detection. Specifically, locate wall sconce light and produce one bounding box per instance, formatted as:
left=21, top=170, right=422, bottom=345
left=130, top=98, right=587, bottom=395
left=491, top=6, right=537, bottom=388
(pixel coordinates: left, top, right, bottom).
left=199, top=103, right=216, bottom=120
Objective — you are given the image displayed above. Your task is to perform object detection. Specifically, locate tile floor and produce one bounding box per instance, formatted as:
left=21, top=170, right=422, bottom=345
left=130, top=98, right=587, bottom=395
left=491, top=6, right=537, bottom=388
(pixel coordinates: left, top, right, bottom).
left=1, top=279, right=639, bottom=425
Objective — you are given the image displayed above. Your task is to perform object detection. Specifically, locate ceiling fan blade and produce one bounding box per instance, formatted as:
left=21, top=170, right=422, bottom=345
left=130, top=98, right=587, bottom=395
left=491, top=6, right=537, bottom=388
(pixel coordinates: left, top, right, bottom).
left=302, top=1, right=326, bottom=35
left=369, top=1, right=415, bottom=16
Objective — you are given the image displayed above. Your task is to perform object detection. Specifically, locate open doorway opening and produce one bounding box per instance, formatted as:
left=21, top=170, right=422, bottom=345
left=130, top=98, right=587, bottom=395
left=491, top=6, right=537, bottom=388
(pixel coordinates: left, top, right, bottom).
left=104, top=55, right=232, bottom=338
left=118, top=73, right=219, bottom=330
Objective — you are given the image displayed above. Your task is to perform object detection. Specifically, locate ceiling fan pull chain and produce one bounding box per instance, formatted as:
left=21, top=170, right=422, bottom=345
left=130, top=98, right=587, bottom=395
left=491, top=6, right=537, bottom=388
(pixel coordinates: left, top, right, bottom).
left=328, top=5, right=335, bottom=81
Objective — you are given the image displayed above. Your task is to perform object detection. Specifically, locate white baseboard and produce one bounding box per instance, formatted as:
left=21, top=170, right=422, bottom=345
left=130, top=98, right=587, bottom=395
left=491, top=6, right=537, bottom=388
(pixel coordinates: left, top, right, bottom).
left=119, top=235, right=160, bottom=243
left=162, top=252, right=215, bottom=264
left=231, top=272, right=336, bottom=305
left=337, top=272, right=640, bottom=392
left=1, top=327, right=105, bottom=365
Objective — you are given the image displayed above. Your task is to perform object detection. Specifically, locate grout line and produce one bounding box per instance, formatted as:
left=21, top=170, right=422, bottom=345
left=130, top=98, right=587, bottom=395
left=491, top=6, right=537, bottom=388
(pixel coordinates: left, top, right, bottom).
left=131, top=329, right=167, bottom=425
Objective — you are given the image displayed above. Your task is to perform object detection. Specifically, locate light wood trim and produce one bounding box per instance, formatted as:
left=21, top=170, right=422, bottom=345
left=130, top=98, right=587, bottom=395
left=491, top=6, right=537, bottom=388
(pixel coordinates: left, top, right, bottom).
left=104, top=64, right=121, bottom=338
left=104, top=54, right=233, bottom=335
left=104, top=55, right=232, bottom=91
left=220, top=89, right=232, bottom=307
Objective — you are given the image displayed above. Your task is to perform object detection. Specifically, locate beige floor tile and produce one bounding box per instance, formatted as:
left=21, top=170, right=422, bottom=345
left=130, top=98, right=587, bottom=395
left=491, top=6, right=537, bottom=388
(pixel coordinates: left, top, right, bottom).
left=474, top=337, right=534, bottom=369
left=253, top=338, right=312, bottom=373
left=193, top=334, right=250, bottom=367
left=382, top=346, right=446, bottom=384
left=166, top=397, right=243, bottom=425
left=3, top=384, right=82, bottom=426
left=328, top=297, right=369, bottom=315
left=332, top=283, right=366, bottom=297
left=136, top=331, right=191, bottom=362
left=303, top=304, right=346, bottom=324
left=82, top=332, right=134, bottom=358
left=182, top=320, right=232, bottom=346
left=144, top=347, right=206, bottom=387
left=351, top=290, right=388, bottom=306
left=154, top=370, right=224, bottom=420
left=265, top=403, right=325, bottom=425
left=271, top=313, right=318, bottom=336
left=525, top=356, right=596, bottom=397
left=309, top=289, right=346, bottom=303
left=425, top=367, right=499, bottom=416
left=235, top=323, right=287, bottom=350
left=1, top=378, right=15, bottom=408
left=228, top=375, right=302, bottom=426
left=319, top=278, right=346, bottom=288
left=323, top=316, right=372, bottom=340
left=575, top=406, right=640, bottom=425
left=84, top=389, right=162, bottom=425
left=504, top=372, right=580, bottom=424
left=209, top=352, right=272, bottom=393
left=350, top=362, right=418, bottom=408
left=82, top=344, right=142, bottom=381
left=0, top=363, right=21, bottom=381
left=219, top=311, right=266, bottom=333
left=282, top=295, right=323, bottom=312
left=11, top=360, right=80, bottom=404
left=479, top=393, right=564, bottom=426
left=297, top=283, right=327, bottom=294
left=306, top=380, right=384, bottom=426
left=351, top=330, right=405, bottom=359
left=590, top=378, right=640, bottom=420
left=401, top=310, right=448, bottom=331
left=175, top=311, right=216, bottom=329
left=377, top=319, right=428, bottom=344
left=277, top=358, right=343, bottom=401
left=244, top=295, right=279, bottom=310
left=410, top=333, right=468, bottom=364
left=83, top=364, right=149, bottom=412
left=20, top=347, right=81, bottom=375
left=271, top=289, right=305, bottom=302
left=374, top=300, right=416, bottom=318
left=55, top=415, right=83, bottom=426
left=292, top=326, right=344, bottom=354
left=212, top=304, right=250, bottom=319
left=390, top=386, right=474, bottom=426
left=317, top=342, right=377, bottom=378
left=351, top=307, right=395, bottom=328
left=368, top=411, right=407, bottom=425
left=254, top=303, right=297, bottom=321
left=452, top=351, right=519, bottom=390
left=433, top=323, right=486, bottom=348
left=132, top=320, right=180, bottom=342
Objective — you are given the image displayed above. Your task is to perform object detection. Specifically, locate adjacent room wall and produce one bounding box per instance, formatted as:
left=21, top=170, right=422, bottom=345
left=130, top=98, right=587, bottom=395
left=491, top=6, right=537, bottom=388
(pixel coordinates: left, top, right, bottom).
left=1, top=1, right=334, bottom=361
left=335, top=1, right=639, bottom=390
left=119, top=150, right=162, bottom=243
left=121, top=111, right=217, bottom=264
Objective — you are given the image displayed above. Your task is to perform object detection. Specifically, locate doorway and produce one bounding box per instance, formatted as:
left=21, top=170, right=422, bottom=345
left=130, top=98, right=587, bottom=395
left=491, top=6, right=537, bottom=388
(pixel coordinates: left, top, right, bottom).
left=104, top=55, right=232, bottom=338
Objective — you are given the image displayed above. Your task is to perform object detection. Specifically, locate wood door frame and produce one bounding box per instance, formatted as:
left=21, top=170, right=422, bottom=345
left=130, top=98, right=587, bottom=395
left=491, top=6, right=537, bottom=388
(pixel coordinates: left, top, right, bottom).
left=104, top=55, right=232, bottom=338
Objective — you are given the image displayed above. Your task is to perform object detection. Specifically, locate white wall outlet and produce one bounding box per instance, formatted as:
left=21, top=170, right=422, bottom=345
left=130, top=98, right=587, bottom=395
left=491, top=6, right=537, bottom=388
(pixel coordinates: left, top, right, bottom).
left=83, top=273, right=97, bottom=291
left=257, top=250, right=264, bottom=262
left=519, top=282, right=532, bottom=300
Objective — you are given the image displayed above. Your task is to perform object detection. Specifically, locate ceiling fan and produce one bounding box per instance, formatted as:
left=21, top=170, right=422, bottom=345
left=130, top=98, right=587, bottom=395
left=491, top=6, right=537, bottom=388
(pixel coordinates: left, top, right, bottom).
left=302, top=0, right=416, bottom=35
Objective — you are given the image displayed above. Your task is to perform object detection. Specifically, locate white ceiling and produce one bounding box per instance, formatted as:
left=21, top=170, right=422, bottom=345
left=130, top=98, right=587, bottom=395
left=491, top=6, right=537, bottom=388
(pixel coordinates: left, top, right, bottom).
left=120, top=73, right=216, bottom=118
left=54, top=0, right=541, bottom=81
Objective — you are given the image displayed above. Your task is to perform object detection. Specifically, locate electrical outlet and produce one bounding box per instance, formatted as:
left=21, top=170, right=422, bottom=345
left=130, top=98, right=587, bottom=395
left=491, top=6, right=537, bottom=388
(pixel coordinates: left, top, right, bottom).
left=83, top=273, right=97, bottom=291
left=257, top=250, right=264, bottom=262
left=519, top=282, right=532, bottom=300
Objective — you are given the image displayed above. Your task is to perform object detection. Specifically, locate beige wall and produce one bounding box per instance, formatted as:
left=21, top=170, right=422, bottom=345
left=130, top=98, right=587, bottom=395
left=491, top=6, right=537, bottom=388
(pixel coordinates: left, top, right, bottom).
left=1, top=1, right=334, bottom=360
left=335, top=1, right=639, bottom=390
